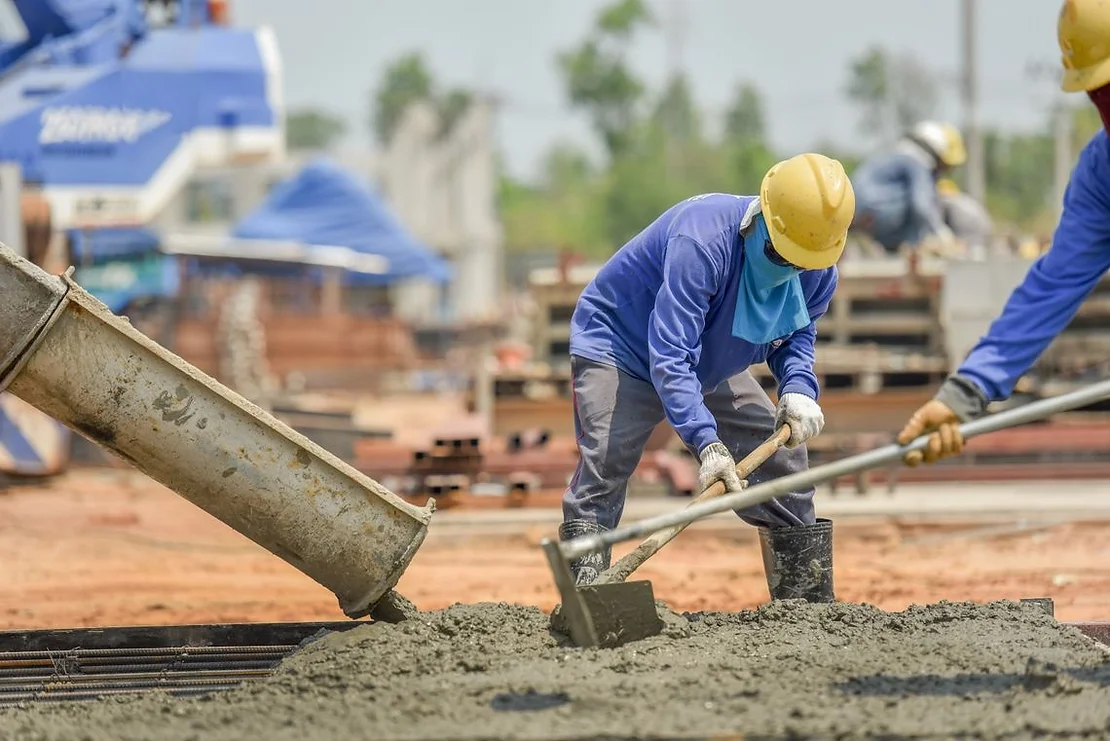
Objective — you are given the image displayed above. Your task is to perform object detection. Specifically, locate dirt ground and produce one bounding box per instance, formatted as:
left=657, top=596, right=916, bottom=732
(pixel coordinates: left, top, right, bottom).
left=3, top=469, right=1110, bottom=630
left=4, top=601, right=1110, bottom=740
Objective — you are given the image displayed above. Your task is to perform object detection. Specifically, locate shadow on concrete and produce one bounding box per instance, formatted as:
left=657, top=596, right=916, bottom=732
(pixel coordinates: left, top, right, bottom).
left=839, top=660, right=1110, bottom=697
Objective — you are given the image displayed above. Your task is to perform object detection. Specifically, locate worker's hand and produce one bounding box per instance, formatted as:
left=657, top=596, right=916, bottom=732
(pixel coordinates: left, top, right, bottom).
left=775, top=393, right=824, bottom=448
left=935, top=224, right=956, bottom=247
left=697, top=442, right=745, bottom=494
left=897, top=399, right=964, bottom=466
left=922, top=226, right=960, bottom=258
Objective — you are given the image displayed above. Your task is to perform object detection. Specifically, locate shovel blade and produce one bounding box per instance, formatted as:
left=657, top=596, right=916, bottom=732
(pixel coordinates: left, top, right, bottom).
left=571, top=581, right=664, bottom=648
left=542, top=538, right=664, bottom=649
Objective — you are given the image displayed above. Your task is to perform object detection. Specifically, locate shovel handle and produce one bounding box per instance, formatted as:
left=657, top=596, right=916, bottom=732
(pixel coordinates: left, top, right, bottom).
left=593, top=424, right=791, bottom=585
left=696, top=424, right=792, bottom=504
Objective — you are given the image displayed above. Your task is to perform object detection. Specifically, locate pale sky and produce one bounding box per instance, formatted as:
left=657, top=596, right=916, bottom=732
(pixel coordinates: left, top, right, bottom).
left=2, top=1, right=1067, bottom=180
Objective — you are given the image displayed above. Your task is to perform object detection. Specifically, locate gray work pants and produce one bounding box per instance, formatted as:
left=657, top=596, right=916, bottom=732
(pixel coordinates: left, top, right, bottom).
left=563, top=356, right=816, bottom=531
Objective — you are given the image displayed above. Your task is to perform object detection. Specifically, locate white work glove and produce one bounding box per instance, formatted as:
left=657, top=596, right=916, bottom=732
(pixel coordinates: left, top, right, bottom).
left=697, top=441, right=745, bottom=494
left=922, top=225, right=960, bottom=257
left=935, top=224, right=956, bottom=246
left=775, top=393, right=824, bottom=448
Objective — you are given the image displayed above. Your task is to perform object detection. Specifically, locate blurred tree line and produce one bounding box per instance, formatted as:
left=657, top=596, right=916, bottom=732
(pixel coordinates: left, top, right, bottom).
left=498, top=0, right=796, bottom=257
left=292, top=0, right=1099, bottom=259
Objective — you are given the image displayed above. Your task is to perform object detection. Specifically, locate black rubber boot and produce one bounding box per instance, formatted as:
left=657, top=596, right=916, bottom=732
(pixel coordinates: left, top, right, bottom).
left=758, top=518, right=835, bottom=602
left=558, top=519, right=611, bottom=586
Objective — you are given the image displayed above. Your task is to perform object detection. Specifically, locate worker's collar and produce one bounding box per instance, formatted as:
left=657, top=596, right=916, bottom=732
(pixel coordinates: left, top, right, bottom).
left=738, top=197, right=761, bottom=231
left=1089, top=83, right=1110, bottom=132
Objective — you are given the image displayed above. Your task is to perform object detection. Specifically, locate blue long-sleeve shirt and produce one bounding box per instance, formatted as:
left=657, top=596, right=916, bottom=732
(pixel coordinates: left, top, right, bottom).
left=569, top=194, right=838, bottom=453
left=851, top=149, right=946, bottom=253
left=954, top=130, right=1110, bottom=403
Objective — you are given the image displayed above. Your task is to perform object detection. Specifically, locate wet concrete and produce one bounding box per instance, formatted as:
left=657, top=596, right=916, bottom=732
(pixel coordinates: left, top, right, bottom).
left=2, top=600, right=1110, bottom=740
left=367, top=589, right=421, bottom=623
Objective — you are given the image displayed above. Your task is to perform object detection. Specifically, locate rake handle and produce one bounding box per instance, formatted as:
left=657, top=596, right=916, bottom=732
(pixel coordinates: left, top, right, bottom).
left=560, top=376, right=1110, bottom=562
left=593, top=425, right=792, bottom=585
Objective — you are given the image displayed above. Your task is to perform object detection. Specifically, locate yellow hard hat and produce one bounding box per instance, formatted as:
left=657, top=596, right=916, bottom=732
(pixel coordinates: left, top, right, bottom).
left=911, top=121, right=967, bottom=168
left=759, top=153, right=855, bottom=271
left=1059, top=0, right=1110, bottom=92
left=936, top=178, right=961, bottom=196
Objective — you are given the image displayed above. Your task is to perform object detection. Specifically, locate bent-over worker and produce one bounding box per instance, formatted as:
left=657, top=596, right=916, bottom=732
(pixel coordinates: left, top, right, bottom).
left=897, top=0, right=1110, bottom=465
left=559, top=153, right=855, bottom=603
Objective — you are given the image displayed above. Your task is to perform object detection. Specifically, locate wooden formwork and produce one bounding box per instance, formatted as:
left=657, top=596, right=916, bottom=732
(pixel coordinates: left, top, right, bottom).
left=170, top=313, right=420, bottom=392
left=816, top=269, right=944, bottom=354
left=529, top=267, right=593, bottom=369
left=750, top=346, right=950, bottom=396
left=161, top=274, right=421, bottom=391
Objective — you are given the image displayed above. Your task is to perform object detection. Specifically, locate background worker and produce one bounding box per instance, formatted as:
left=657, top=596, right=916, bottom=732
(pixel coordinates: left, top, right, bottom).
left=937, top=178, right=996, bottom=260
left=896, top=0, right=1110, bottom=465
left=850, top=121, right=968, bottom=261
left=559, top=153, right=855, bottom=603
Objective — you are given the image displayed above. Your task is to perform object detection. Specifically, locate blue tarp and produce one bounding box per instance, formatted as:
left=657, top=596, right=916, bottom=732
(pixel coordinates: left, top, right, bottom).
left=230, top=159, right=452, bottom=285
left=69, top=225, right=160, bottom=261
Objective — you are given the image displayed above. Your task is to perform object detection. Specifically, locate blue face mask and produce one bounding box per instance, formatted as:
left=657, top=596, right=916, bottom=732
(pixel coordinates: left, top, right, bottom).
left=731, top=213, right=812, bottom=345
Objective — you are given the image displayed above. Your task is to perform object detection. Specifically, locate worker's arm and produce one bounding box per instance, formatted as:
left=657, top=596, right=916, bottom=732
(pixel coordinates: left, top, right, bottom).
left=939, top=147, right=1110, bottom=419
left=766, top=267, right=837, bottom=400
left=906, top=161, right=948, bottom=239
left=898, top=139, right=1110, bottom=466
left=647, top=235, right=723, bottom=454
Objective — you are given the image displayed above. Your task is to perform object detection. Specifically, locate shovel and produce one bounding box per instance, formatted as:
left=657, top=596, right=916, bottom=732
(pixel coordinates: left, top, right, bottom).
left=549, top=426, right=793, bottom=648
left=543, top=377, right=1110, bottom=649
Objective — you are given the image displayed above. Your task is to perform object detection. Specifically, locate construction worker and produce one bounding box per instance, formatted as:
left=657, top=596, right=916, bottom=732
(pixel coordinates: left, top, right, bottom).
left=937, top=178, right=995, bottom=259
left=896, top=0, right=1110, bottom=465
left=559, top=153, right=855, bottom=603
left=850, top=121, right=967, bottom=258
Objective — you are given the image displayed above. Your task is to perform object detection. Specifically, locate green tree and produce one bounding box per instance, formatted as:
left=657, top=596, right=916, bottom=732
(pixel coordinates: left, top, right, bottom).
left=285, top=108, right=347, bottom=151
left=654, top=74, right=701, bottom=145
left=845, top=47, right=889, bottom=137
left=542, top=143, right=596, bottom=189
left=845, top=46, right=938, bottom=140
left=603, top=124, right=680, bottom=245
left=499, top=143, right=610, bottom=257
left=557, top=0, right=652, bottom=159
left=724, top=82, right=766, bottom=142
left=1071, top=102, right=1103, bottom=151
left=597, top=0, right=652, bottom=36
left=603, top=116, right=732, bottom=247
left=721, top=82, right=776, bottom=194
left=982, top=128, right=1054, bottom=227
left=370, top=53, right=474, bottom=144
left=437, top=88, right=474, bottom=137
left=371, top=52, right=434, bottom=144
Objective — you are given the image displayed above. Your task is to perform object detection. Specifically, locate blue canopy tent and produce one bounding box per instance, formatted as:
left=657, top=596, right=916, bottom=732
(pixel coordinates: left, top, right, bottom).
left=184, top=159, right=451, bottom=286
